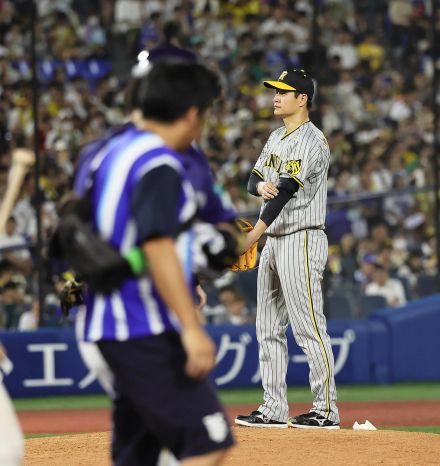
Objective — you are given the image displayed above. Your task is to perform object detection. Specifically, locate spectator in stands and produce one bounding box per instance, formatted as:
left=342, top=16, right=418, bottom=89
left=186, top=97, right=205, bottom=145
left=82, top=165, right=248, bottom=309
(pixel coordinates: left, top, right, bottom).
left=339, top=233, right=358, bottom=280
left=354, top=253, right=376, bottom=288
left=376, top=245, right=398, bottom=276
left=113, top=0, right=144, bottom=33
left=365, top=263, right=407, bottom=308
left=0, top=0, right=437, bottom=328
left=370, top=222, right=392, bottom=250
left=80, top=14, right=107, bottom=55
left=17, top=297, right=39, bottom=331
left=397, top=250, right=427, bottom=296
left=216, top=285, right=255, bottom=325
left=1, top=280, right=26, bottom=329
left=0, top=287, right=4, bottom=329
left=327, top=29, right=360, bottom=70
left=0, top=259, right=14, bottom=288
left=384, top=172, right=416, bottom=227
left=422, top=235, right=437, bottom=276
left=357, top=31, right=385, bottom=71
left=0, top=216, right=32, bottom=276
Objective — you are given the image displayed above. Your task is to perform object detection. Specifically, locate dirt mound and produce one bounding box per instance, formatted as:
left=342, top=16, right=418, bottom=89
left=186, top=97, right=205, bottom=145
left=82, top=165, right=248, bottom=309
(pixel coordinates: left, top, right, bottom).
left=25, top=432, right=110, bottom=466
left=24, top=427, right=440, bottom=465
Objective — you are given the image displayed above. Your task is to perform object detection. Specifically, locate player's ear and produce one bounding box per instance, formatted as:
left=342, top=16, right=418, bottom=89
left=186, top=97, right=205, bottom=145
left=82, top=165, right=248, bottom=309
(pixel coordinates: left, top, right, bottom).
left=182, top=106, right=200, bottom=126
left=299, top=94, right=308, bottom=108
left=184, top=106, right=210, bottom=128
left=178, top=106, right=206, bottom=146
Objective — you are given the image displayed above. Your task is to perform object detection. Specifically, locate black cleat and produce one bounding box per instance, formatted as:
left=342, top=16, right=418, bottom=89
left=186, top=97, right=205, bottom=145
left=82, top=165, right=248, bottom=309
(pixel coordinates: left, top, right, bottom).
left=235, top=410, right=287, bottom=428
left=288, top=412, right=340, bottom=430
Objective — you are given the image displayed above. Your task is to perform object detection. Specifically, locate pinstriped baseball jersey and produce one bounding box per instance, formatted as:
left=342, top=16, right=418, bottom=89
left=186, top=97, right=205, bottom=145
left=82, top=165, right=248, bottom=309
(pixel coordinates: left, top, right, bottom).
left=252, top=121, right=330, bottom=236
left=251, top=120, right=339, bottom=424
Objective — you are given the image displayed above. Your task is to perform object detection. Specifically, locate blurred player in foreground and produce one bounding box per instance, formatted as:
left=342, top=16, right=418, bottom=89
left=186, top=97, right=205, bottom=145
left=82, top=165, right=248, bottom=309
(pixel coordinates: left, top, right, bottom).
left=0, top=342, right=24, bottom=466
left=62, top=61, right=235, bottom=466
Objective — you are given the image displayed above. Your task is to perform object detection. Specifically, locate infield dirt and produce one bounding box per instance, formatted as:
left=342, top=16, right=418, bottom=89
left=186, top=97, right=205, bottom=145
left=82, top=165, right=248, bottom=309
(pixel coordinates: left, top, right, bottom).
left=21, top=401, right=440, bottom=465
left=24, top=428, right=440, bottom=465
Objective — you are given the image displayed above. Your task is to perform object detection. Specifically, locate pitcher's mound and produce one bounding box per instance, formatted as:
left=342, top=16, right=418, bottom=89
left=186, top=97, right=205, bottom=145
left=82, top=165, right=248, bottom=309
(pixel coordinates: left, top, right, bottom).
left=25, top=428, right=440, bottom=465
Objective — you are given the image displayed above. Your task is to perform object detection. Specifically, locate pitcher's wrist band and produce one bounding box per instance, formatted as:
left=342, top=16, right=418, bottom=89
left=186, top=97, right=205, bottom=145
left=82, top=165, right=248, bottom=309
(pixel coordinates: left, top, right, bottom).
left=247, top=171, right=264, bottom=196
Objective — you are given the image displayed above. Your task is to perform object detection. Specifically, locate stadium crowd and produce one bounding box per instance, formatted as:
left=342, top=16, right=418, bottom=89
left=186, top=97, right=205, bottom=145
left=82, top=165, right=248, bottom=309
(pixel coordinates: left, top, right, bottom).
left=0, top=0, right=439, bottom=328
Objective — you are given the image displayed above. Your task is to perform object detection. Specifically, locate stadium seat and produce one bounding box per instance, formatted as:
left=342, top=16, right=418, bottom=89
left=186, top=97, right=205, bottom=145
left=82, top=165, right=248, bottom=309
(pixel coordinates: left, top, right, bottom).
left=325, top=293, right=355, bottom=319
left=325, top=209, right=352, bottom=243
left=416, top=275, right=439, bottom=297
left=203, top=283, right=220, bottom=307
left=389, top=272, right=412, bottom=301
left=360, top=295, right=388, bottom=317
left=236, top=268, right=258, bottom=307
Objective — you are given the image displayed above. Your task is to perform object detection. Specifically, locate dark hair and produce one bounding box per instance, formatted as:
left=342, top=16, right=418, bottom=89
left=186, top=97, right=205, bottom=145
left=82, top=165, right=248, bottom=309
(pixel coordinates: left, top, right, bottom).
left=136, top=62, right=221, bottom=123
left=373, top=263, right=387, bottom=272
left=0, top=259, right=13, bottom=273
left=163, top=20, right=181, bottom=43
left=294, top=90, right=313, bottom=110
left=126, top=47, right=199, bottom=112
left=2, top=281, right=19, bottom=291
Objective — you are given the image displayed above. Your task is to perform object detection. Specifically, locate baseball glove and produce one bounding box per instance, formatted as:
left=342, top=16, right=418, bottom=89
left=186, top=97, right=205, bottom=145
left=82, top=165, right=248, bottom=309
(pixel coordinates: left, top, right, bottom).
left=230, top=219, right=258, bottom=272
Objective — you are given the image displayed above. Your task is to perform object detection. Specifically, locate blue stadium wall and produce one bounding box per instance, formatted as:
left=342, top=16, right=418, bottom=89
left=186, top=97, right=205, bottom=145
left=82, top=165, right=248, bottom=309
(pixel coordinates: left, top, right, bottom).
left=1, top=295, right=440, bottom=397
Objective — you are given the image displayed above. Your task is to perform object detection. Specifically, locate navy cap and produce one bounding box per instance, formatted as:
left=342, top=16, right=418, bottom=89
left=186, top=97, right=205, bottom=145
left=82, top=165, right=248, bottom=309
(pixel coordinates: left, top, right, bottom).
left=264, top=69, right=315, bottom=100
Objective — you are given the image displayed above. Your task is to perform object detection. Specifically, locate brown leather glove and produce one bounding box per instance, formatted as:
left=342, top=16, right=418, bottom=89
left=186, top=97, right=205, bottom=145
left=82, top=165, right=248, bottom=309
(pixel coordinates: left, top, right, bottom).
left=230, top=219, right=258, bottom=272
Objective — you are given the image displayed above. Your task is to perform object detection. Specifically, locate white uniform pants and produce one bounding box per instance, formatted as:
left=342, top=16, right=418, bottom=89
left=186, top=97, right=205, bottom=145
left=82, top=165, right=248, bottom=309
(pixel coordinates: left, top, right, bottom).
left=257, top=230, right=339, bottom=422
left=0, top=383, right=24, bottom=466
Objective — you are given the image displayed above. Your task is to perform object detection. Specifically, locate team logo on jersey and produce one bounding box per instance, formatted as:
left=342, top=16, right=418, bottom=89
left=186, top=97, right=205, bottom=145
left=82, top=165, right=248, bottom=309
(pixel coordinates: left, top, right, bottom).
left=285, top=159, right=302, bottom=176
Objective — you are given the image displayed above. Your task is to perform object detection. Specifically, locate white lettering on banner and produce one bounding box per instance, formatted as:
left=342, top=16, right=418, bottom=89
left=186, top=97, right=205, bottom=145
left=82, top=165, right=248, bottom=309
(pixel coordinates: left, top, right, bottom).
left=215, top=333, right=252, bottom=386
left=330, top=329, right=356, bottom=375
left=23, top=344, right=74, bottom=387
left=252, top=330, right=357, bottom=383
left=78, top=371, right=98, bottom=389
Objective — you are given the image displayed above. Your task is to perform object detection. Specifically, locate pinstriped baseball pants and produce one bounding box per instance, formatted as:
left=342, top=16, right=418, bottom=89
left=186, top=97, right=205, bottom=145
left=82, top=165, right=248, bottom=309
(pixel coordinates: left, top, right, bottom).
left=257, top=229, right=339, bottom=423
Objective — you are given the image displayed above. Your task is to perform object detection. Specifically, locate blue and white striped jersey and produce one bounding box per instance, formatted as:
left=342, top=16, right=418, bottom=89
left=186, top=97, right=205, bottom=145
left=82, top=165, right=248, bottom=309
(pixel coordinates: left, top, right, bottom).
left=74, top=124, right=198, bottom=342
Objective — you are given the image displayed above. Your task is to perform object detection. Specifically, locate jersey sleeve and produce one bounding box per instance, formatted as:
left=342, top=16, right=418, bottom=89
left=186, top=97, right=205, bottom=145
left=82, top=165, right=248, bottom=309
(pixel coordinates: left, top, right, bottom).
left=131, top=165, right=183, bottom=242
left=251, top=139, right=271, bottom=181
left=305, top=146, right=330, bottom=185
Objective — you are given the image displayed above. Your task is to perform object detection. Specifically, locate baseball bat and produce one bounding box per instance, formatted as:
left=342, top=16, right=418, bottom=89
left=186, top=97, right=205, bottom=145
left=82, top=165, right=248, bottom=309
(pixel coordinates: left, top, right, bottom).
left=0, top=148, right=35, bottom=235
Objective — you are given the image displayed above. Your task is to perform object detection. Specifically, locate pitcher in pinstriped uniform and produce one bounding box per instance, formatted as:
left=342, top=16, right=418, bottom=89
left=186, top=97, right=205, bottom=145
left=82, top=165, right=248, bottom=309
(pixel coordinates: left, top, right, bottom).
left=235, top=69, right=340, bottom=429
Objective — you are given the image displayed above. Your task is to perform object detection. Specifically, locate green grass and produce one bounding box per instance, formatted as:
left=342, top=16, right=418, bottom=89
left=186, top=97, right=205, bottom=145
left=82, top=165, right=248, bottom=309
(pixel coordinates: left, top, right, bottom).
left=25, top=433, right=74, bottom=439
left=14, top=394, right=111, bottom=411
left=13, top=382, right=440, bottom=412
left=382, top=426, right=440, bottom=435
left=25, top=426, right=440, bottom=439
left=218, top=382, right=440, bottom=405
left=334, top=383, right=440, bottom=402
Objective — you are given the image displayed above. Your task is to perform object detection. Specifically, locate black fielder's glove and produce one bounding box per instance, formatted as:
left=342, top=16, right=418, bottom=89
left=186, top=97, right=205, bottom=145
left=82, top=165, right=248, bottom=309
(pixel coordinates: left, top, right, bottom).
left=60, top=279, right=84, bottom=317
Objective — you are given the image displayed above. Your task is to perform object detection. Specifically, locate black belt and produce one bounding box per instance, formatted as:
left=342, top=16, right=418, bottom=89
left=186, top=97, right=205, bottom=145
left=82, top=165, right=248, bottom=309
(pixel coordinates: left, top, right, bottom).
left=266, top=226, right=324, bottom=238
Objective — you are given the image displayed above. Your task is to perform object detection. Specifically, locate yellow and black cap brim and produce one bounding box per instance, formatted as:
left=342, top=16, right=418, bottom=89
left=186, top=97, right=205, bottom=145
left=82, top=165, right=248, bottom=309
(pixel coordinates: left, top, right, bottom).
left=263, top=80, right=297, bottom=91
